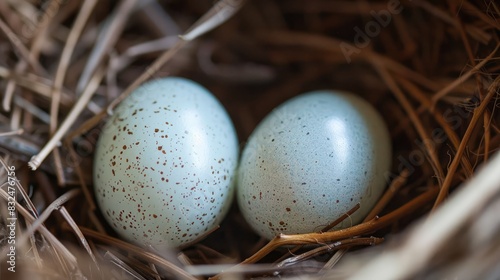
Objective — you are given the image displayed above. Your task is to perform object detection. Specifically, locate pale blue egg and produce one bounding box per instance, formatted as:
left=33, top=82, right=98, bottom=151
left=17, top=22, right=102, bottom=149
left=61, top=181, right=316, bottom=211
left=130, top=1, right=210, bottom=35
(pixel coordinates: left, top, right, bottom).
left=237, top=91, right=391, bottom=240
left=94, top=77, right=238, bottom=248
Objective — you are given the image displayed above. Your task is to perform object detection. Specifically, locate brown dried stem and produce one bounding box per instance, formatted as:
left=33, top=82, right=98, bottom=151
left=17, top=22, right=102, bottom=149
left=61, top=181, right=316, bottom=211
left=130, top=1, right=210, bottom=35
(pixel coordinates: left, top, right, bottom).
left=28, top=67, right=106, bottom=170
left=370, top=55, right=445, bottom=186
left=211, top=187, right=438, bottom=280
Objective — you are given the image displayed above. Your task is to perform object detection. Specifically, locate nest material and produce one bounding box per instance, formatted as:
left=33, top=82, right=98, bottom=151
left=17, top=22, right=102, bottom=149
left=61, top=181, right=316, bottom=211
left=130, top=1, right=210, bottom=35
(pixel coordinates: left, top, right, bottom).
left=0, top=0, right=499, bottom=279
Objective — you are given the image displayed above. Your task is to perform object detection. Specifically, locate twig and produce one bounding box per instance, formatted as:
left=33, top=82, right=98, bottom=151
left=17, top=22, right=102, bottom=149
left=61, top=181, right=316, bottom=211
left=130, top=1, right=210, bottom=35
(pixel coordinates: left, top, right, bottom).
left=365, top=169, right=409, bottom=222
left=370, top=55, right=445, bottom=186
left=49, top=0, right=98, bottom=186
left=433, top=75, right=500, bottom=208
left=210, top=187, right=438, bottom=280
left=59, top=207, right=100, bottom=271
left=50, top=0, right=98, bottom=132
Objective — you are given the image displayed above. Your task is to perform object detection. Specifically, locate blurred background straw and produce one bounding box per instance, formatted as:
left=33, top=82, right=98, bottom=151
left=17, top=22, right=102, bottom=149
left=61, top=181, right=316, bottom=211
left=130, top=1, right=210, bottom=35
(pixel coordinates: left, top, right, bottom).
left=0, top=0, right=499, bottom=279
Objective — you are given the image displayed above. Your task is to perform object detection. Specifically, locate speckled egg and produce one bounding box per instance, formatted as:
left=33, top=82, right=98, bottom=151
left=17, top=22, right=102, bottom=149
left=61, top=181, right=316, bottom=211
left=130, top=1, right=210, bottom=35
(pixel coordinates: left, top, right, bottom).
left=237, top=91, right=391, bottom=240
left=93, top=77, right=238, bottom=248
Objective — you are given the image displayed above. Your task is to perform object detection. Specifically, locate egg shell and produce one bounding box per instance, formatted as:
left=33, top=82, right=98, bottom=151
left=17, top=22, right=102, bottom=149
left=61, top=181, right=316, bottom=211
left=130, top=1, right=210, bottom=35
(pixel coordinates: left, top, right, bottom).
left=237, top=91, right=391, bottom=240
left=93, top=77, right=238, bottom=248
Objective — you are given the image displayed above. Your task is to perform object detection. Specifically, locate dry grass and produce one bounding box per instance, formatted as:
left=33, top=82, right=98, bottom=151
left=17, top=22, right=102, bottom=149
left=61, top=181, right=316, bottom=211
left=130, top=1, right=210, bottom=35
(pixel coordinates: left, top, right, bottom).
left=0, top=0, right=499, bottom=279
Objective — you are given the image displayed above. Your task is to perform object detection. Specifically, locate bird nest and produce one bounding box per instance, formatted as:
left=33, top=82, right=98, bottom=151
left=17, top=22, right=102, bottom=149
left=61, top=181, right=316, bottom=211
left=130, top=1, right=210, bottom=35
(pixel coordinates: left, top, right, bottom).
left=0, top=0, right=499, bottom=279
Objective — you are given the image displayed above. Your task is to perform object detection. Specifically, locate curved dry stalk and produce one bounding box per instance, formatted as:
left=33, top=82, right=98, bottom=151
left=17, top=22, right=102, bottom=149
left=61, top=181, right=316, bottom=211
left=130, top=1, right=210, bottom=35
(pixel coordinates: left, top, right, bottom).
left=48, top=0, right=98, bottom=185
left=109, top=36, right=180, bottom=77
left=433, top=76, right=500, bottom=208
left=50, top=0, right=98, bottom=132
left=369, top=55, right=445, bottom=187
left=28, top=67, right=106, bottom=170
left=275, top=204, right=361, bottom=264
left=365, top=169, right=409, bottom=221
left=59, top=206, right=101, bottom=271
left=272, top=189, right=436, bottom=247
left=210, top=187, right=438, bottom=280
